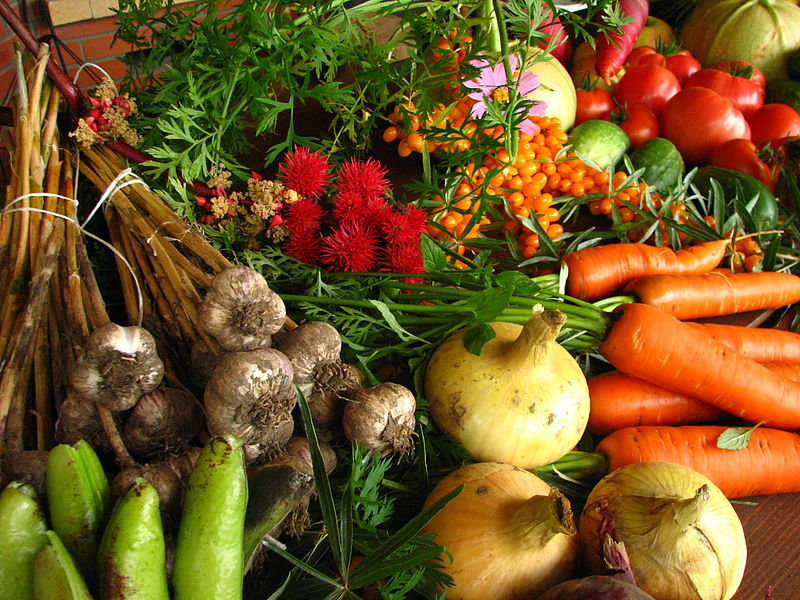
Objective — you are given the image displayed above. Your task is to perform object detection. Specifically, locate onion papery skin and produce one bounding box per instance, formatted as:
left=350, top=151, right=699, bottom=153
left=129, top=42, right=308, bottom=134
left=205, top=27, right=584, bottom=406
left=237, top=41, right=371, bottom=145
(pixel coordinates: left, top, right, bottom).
left=424, top=310, right=589, bottom=469
left=579, top=461, right=747, bottom=600
left=421, top=462, right=578, bottom=600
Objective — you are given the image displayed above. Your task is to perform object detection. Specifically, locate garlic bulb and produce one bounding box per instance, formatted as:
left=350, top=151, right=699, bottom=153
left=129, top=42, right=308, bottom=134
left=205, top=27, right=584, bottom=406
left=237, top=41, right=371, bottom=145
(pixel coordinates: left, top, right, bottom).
left=203, top=348, right=296, bottom=451
left=579, top=461, right=747, bottom=600
left=69, top=322, right=165, bottom=411
left=342, top=382, right=416, bottom=455
left=198, top=266, right=286, bottom=352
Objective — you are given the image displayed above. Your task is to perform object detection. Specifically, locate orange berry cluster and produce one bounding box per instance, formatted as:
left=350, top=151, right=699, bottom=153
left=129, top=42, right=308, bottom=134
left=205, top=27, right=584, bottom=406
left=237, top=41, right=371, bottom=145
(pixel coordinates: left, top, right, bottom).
left=702, top=216, right=764, bottom=272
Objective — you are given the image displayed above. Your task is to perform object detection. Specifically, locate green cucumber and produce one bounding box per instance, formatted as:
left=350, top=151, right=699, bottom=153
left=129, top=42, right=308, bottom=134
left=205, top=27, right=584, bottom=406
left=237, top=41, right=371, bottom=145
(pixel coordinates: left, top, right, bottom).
left=690, top=166, right=779, bottom=231
left=766, top=79, right=800, bottom=114
left=0, top=482, right=49, bottom=600
left=629, top=137, right=685, bottom=193
left=567, top=119, right=631, bottom=171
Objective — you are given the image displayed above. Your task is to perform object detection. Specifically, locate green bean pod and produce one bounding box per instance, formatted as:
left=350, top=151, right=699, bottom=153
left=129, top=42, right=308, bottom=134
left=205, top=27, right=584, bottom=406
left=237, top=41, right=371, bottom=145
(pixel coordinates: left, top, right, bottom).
left=172, top=435, right=247, bottom=600
left=32, top=530, right=94, bottom=600
left=97, top=478, right=169, bottom=600
left=0, top=482, right=49, bottom=600
left=46, top=439, right=111, bottom=585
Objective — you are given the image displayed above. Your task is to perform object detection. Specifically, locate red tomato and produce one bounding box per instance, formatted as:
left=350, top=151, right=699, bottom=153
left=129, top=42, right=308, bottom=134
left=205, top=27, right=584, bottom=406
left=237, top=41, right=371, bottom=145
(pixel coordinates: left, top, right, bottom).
left=663, top=51, right=701, bottom=86
left=708, top=138, right=773, bottom=188
left=626, top=46, right=665, bottom=67
left=575, top=87, right=614, bottom=125
left=684, top=68, right=764, bottom=118
left=660, top=87, right=751, bottom=165
left=713, top=60, right=766, bottom=94
left=747, top=103, right=800, bottom=148
left=612, top=102, right=659, bottom=148
left=614, top=64, right=681, bottom=116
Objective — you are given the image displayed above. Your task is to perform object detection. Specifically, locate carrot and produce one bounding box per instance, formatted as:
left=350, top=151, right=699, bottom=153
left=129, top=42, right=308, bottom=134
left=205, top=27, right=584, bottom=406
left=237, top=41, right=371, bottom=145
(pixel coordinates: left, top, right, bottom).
left=594, top=0, right=650, bottom=81
left=686, top=321, right=800, bottom=363
left=562, top=239, right=728, bottom=302
left=587, top=371, right=727, bottom=435
left=595, top=424, right=800, bottom=498
left=599, top=303, right=800, bottom=430
left=625, top=270, right=800, bottom=320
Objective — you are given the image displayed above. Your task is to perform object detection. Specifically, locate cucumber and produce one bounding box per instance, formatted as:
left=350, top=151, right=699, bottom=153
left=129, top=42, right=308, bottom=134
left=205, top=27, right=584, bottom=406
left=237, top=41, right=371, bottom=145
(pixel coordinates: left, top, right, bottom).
left=690, top=166, right=779, bottom=231
left=766, top=79, right=800, bottom=114
left=629, top=137, right=685, bottom=193
left=567, top=119, right=631, bottom=171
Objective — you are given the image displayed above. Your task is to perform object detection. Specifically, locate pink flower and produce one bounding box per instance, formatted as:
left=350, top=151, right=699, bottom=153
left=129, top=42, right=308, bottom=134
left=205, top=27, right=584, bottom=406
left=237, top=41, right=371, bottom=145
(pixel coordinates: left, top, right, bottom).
left=463, top=55, right=547, bottom=135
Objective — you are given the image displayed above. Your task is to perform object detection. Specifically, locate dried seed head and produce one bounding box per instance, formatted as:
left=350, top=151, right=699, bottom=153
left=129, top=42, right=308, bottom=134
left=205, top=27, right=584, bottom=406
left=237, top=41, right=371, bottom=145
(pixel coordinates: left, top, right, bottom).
left=342, top=382, right=417, bottom=456
left=69, top=323, right=165, bottom=411
left=203, top=348, right=296, bottom=446
left=198, top=266, right=286, bottom=352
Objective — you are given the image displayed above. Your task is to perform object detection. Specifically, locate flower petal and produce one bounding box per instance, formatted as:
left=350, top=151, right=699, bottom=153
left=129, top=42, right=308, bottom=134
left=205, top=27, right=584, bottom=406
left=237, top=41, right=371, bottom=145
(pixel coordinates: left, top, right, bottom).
left=517, top=72, right=541, bottom=96
left=470, top=101, right=487, bottom=119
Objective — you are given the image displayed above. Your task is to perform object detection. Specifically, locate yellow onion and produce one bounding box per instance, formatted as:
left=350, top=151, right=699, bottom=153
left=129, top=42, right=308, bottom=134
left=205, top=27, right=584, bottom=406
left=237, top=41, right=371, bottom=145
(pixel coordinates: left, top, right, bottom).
left=424, top=308, right=589, bottom=468
left=421, top=461, right=578, bottom=600
left=579, top=461, right=747, bottom=600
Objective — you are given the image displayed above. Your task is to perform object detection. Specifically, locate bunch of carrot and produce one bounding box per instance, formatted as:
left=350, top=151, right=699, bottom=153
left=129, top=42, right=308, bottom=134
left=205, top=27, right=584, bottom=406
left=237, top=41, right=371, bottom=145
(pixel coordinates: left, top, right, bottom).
left=560, top=239, right=800, bottom=498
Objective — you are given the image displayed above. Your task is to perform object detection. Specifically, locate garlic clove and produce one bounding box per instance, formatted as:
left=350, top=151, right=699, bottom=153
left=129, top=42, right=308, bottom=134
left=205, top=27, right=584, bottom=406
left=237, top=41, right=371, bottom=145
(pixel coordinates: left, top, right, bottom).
left=198, top=266, right=286, bottom=352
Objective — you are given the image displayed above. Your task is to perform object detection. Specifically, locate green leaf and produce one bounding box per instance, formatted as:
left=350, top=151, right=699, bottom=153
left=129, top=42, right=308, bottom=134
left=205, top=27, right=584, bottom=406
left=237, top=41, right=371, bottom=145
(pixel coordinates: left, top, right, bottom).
left=465, top=286, right=514, bottom=322
left=716, top=421, right=765, bottom=450
left=462, top=321, right=496, bottom=355
left=367, top=300, right=426, bottom=342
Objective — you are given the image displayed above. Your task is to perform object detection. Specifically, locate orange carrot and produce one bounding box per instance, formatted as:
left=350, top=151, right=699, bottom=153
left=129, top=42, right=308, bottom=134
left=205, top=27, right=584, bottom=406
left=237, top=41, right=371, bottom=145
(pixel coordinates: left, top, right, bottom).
left=625, top=270, right=800, bottom=319
left=587, top=371, right=726, bottom=435
left=599, top=303, right=800, bottom=430
left=686, top=321, right=800, bottom=363
left=562, top=239, right=728, bottom=301
left=595, top=424, right=800, bottom=498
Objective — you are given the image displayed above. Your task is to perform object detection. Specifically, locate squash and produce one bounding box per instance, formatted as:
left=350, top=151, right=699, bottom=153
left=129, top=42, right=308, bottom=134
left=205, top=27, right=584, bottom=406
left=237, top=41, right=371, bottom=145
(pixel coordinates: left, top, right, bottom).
left=525, top=49, right=578, bottom=131
left=678, top=0, right=800, bottom=82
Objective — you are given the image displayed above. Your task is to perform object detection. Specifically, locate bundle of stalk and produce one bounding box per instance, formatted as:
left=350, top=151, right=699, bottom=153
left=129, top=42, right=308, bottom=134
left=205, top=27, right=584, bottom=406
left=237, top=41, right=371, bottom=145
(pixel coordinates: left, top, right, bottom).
left=75, top=143, right=234, bottom=387
left=0, top=44, right=112, bottom=458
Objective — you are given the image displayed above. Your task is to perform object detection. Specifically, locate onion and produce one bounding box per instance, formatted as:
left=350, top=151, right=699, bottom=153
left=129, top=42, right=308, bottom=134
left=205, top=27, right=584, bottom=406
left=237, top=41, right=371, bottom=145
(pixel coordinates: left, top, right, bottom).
left=421, top=462, right=578, bottom=600
left=424, top=308, right=589, bottom=468
left=579, top=461, right=747, bottom=600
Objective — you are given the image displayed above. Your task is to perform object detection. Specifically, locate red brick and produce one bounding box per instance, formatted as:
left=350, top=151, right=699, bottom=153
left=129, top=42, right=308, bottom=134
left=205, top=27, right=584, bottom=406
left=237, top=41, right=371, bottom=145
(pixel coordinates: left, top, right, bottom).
left=55, top=14, right=117, bottom=40
left=78, top=56, right=128, bottom=86
left=80, top=31, right=132, bottom=62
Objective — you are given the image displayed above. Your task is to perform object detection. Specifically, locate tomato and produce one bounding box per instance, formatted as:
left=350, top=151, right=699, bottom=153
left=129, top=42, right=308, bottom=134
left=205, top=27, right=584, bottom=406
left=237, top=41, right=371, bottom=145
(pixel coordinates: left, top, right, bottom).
left=663, top=52, right=701, bottom=86
left=614, top=64, right=681, bottom=116
left=575, top=87, right=614, bottom=125
left=634, top=16, right=674, bottom=48
left=660, top=87, right=751, bottom=165
left=747, top=103, right=800, bottom=148
left=627, top=46, right=665, bottom=67
left=685, top=67, right=764, bottom=118
left=713, top=60, right=766, bottom=94
left=708, top=138, right=773, bottom=188
left=611, top=102, right=659, bottom=148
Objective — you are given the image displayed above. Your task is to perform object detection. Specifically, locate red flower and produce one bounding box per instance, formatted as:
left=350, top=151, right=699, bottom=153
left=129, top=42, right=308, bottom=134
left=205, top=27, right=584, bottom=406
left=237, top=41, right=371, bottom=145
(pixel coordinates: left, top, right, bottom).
left=332, top=190, right=370, bottom=224
left=278, top=146, right=333, bottom=199
left=284, top=198, right=324, bottom=236
left=320, top=221, right=380, bottom=272
left=335, top=157, right=391, bottom=203
left=384, top=240, right=425, bottom=283
left=284, top=229, right=323, bottom=264
left=381, top=204, right=428, bottom=246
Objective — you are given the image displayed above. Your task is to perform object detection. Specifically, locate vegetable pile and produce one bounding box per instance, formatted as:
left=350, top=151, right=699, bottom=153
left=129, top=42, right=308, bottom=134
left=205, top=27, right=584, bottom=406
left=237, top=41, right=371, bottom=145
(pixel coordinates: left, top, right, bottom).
left=3, top=0, right=800, bottom=598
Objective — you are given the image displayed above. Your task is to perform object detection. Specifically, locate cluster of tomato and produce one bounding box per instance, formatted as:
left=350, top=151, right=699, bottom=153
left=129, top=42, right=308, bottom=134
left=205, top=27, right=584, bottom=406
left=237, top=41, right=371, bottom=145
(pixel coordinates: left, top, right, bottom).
left=575, top=43, right=799, bottom=186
